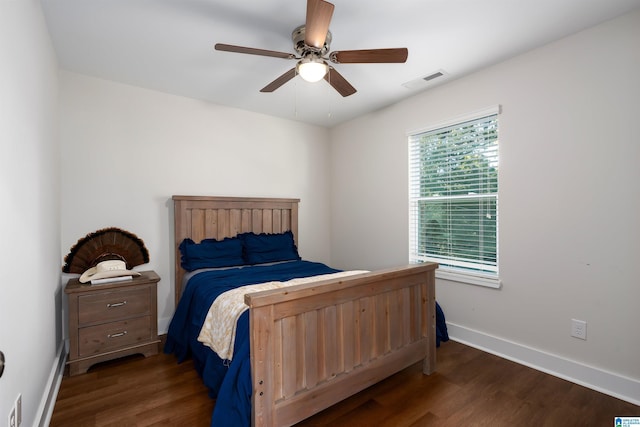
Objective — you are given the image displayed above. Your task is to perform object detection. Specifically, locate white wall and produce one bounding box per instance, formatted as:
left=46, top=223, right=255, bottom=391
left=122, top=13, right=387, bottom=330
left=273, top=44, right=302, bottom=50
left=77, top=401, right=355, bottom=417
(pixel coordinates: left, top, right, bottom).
left=59, top=72, right=332, bottom=332
left=0, top=1, right=61, bottom=426
left=330, top=9, right=640, bottom=403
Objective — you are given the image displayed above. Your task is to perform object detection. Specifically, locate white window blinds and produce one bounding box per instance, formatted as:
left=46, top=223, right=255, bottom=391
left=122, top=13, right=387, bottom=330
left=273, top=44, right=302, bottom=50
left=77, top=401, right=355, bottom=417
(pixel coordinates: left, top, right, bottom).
left=409, top=111, right=499, bottom=280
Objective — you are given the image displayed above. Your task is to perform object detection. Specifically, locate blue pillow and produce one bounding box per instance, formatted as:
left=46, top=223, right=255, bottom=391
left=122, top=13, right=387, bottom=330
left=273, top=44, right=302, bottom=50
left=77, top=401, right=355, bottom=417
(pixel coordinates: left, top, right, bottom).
left=240, top=231, right=301, bottom=264
left=179, top=237, right=244, bottom=271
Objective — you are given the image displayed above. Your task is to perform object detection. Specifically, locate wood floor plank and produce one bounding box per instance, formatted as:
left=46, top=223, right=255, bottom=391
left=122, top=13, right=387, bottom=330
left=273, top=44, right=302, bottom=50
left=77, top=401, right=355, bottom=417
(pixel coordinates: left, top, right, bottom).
left=51, top=341, right=640, bottom=426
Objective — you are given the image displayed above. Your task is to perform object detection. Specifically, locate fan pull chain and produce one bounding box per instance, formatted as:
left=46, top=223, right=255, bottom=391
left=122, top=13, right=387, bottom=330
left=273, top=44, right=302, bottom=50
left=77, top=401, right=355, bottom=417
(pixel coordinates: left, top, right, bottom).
left=294, top=70, right=299, bottom=119
left=326, top=70, right=332, bottom=125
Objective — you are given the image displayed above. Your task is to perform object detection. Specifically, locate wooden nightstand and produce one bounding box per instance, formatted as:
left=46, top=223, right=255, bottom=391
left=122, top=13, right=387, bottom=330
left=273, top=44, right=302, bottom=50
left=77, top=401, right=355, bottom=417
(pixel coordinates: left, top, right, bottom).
left=65, top=270, right=160, bottom=376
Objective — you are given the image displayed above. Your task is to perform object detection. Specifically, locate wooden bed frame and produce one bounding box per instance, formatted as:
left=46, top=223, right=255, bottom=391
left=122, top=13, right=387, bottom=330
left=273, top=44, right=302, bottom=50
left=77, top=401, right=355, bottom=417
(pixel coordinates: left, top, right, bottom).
left=172, top=195, right=438, bottom=427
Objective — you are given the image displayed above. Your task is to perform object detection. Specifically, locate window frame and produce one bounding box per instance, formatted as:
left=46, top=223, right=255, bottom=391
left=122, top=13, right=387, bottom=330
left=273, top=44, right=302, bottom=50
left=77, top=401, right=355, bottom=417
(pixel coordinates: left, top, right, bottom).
left=408, top=106, right=501, bottom=289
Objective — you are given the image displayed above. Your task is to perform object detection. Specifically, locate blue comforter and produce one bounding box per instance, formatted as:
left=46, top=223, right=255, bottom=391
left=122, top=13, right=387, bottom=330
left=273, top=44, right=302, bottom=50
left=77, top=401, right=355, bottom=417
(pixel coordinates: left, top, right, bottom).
left=164, top=260, right=340, bottom=427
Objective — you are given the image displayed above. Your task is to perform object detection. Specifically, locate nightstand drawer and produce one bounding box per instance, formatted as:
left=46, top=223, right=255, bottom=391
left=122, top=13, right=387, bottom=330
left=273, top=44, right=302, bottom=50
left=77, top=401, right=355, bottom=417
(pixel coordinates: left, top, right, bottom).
left=78, top=287, right=150, bottom=325
left=78, top=316, right=152, bottom=357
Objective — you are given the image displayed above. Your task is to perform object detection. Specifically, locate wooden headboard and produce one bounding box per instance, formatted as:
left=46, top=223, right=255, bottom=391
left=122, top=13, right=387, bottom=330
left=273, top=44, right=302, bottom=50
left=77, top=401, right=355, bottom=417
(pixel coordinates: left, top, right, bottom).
left=172, top=195, right=300, bottom=304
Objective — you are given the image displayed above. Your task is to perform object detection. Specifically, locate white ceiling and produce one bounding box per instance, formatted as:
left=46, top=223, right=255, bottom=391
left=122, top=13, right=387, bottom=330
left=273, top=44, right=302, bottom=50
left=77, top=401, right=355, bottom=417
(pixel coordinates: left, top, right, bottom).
left=41, top=0, right=640, bottom=128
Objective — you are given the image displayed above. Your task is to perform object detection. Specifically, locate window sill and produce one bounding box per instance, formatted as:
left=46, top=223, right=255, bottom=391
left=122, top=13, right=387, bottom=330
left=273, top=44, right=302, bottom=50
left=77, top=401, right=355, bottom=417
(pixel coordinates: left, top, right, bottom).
left=436, top=269, right=501, bottom=289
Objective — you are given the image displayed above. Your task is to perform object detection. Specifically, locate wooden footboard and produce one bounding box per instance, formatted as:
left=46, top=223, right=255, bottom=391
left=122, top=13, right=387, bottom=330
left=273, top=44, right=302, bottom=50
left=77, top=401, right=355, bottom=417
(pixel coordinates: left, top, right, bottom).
left=245, top=262, right=438, bottom=427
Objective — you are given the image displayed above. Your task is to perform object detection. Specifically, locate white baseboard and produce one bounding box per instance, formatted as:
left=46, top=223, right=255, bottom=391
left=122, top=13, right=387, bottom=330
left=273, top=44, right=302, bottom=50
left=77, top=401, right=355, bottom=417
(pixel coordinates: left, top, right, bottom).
left=446, top=322, right=640, bottom=406
left=36, top=340, right=67, bottom=427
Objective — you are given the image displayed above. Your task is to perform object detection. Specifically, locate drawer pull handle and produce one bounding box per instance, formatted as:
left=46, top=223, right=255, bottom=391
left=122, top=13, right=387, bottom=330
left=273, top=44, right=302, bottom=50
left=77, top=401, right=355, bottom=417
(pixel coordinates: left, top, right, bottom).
left=107, top=331, right=128, bottom=338
left=106, top=301, right=127, bottom=308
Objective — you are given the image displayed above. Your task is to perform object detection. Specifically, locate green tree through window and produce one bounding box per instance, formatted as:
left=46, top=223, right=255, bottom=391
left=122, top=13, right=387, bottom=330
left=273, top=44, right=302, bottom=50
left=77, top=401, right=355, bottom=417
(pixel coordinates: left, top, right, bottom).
left=409, top=113, right=498, bottom=277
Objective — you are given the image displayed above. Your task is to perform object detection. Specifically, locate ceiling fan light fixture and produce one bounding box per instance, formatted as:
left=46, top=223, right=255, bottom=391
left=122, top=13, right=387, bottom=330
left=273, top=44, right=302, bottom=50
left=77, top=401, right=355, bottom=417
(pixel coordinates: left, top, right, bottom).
left=297, top=55, right=328, bottom=83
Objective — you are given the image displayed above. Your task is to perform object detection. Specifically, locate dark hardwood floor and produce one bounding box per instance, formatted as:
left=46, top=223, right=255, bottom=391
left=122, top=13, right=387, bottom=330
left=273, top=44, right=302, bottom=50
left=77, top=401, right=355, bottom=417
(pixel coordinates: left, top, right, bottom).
left=51, top=340, right=639, bottom=426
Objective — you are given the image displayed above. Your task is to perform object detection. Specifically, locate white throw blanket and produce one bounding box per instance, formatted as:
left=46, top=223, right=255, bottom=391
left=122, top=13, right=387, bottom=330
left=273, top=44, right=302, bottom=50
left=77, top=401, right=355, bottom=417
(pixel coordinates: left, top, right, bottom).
left=197, top=270, right=368, bottom=361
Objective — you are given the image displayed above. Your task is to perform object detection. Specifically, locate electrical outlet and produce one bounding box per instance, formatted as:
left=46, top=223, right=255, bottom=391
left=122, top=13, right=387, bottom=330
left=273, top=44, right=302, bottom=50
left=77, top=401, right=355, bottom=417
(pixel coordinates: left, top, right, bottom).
left=8, top=405, right=16, bottom=427
left=15, top=394, right=21, bottom=426
left=571, top=319, right=587, bottom=340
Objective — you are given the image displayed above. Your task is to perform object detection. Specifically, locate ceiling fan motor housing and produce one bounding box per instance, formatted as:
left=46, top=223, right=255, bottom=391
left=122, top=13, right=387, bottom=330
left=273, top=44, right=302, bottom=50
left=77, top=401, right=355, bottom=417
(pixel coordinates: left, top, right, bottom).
left=292, top=25, right=332, bottom=56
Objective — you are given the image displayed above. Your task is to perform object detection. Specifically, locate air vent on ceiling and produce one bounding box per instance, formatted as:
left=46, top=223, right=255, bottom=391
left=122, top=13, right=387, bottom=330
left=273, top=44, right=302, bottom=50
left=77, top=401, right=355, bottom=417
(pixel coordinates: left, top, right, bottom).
left=423, top=71, right=444, bottom=81
left=402, top=69, right=448, bottom=90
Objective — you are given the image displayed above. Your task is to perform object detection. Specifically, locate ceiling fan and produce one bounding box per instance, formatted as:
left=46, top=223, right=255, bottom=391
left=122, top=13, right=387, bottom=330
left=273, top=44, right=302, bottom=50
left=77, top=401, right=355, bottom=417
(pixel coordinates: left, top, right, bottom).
left=214, top=0, right=408, bottom=97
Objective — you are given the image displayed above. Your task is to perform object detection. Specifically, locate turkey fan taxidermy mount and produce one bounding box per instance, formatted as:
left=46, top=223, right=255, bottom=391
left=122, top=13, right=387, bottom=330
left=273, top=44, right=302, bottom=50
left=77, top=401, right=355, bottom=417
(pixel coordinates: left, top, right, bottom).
left=62, top=227, right=150, bottom=274
left=214, top=0, right=408, bottom=97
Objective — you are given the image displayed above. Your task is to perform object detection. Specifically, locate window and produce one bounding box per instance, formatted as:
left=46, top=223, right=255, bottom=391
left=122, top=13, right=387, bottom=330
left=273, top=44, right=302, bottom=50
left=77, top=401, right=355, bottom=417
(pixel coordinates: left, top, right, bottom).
left=409, top=108, right=499, bottom=287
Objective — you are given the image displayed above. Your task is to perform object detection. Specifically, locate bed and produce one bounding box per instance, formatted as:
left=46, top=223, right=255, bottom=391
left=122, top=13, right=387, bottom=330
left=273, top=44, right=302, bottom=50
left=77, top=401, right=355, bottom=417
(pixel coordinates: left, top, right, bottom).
left=165, top=195, right=438, bottom=426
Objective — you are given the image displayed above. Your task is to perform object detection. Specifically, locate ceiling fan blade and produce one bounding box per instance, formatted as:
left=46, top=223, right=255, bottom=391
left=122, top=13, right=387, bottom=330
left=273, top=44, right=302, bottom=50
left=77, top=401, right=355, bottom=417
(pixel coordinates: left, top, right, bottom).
left=260, top=68, right=297, bottom=93
left=305, top=0, right=335, bottom=49
left=324, top=67, right=356, bottom=97
left=215, top=43, right=295, bottom=60
left=329, top=48, right=408, bottom=64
